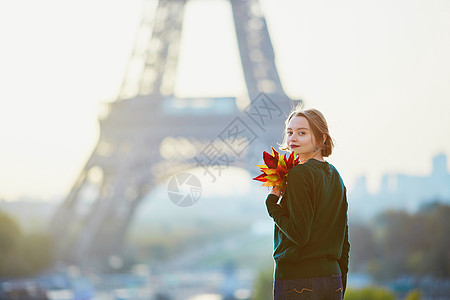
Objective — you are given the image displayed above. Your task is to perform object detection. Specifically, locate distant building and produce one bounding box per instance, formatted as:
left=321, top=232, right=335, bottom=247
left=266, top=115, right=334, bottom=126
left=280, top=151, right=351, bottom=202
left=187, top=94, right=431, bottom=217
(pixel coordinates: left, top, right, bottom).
left=349, top=153, right=450, bottom=221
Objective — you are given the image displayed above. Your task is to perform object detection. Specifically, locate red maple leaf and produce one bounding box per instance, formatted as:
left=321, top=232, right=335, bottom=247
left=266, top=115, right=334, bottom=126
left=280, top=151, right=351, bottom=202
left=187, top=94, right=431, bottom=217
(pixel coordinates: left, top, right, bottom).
left=253, top=147, right=301, bottom=189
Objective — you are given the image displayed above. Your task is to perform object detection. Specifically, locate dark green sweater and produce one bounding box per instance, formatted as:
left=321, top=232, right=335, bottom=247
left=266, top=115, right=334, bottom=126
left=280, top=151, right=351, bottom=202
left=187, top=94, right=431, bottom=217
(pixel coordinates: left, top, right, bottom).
left=266, top=159, right=350, bottom=288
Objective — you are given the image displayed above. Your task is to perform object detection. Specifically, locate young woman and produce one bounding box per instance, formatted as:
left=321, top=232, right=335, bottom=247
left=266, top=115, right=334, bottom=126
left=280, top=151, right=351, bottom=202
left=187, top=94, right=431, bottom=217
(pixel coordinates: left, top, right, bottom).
left=265, top=107, right=350, bottom=300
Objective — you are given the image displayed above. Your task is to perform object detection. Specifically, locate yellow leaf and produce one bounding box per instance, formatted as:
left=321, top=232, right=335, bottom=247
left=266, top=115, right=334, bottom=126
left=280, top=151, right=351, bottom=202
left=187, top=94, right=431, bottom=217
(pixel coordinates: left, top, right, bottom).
left=265, top=175, right=280, bottom=181
left=279, top=157, right=287, bottom=168
left=255, top=165, right=267, bottom=168
left=262, top=169, right=277, bottom=175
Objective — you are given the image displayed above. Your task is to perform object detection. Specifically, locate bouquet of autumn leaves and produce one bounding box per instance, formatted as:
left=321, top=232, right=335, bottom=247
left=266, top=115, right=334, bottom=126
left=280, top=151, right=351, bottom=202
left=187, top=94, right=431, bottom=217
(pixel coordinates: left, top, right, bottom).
left=253, top=147, right=300, bottom=190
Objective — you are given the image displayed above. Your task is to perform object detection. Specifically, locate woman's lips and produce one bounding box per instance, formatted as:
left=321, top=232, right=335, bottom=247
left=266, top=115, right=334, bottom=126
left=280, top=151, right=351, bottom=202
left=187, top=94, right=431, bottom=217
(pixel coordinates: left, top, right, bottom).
left=290, top=145, right=299, bottom=149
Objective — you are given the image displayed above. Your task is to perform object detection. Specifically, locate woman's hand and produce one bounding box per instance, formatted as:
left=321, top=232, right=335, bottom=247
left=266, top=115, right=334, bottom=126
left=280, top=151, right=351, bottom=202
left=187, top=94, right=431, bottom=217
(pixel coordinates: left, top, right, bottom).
left=270, top=186, right=284, bottom=197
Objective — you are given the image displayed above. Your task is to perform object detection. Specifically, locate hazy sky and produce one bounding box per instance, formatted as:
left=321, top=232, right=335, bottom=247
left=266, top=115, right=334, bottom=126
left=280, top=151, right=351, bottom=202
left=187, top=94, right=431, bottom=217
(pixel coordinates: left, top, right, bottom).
left=1, top=0, right=450, bottom=201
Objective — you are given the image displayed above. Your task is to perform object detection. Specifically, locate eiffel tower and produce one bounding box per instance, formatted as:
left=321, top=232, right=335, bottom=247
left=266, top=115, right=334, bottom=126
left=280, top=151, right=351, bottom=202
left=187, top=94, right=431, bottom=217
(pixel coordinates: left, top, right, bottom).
left=49, top=0, right=297, bottom=269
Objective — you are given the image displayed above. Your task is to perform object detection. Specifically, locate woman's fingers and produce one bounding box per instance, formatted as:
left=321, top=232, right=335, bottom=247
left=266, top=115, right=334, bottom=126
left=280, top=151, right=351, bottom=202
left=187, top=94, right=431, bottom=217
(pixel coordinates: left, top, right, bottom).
left=271, top=186, right=283, bottom=197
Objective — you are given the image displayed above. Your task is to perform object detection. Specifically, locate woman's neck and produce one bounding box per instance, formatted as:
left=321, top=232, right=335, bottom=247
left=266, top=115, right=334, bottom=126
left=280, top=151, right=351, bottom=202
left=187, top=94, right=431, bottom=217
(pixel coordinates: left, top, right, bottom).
left=298, top=152, right=324, bottom=163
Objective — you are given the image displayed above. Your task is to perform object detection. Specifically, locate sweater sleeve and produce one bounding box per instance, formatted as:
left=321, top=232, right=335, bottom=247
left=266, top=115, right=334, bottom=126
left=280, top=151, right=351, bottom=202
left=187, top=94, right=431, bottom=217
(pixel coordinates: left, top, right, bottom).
left=338, top=224, right=350, bottom=274
left=265, top=166, right=314, bottom=247
left=339, top=223, right=350, bottom=293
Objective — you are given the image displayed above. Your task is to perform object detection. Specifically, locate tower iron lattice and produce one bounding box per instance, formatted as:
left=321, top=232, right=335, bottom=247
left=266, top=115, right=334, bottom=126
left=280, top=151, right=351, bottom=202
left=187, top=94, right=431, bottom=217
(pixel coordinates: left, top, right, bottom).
left=49, top=0, right=297, bottom=268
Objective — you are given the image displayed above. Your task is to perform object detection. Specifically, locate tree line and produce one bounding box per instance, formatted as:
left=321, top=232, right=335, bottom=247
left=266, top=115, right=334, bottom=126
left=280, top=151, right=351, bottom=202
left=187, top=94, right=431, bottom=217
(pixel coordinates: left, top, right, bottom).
left=350, top=201, right=449, bottom=280
left=0, top=210, right=54, bottom=278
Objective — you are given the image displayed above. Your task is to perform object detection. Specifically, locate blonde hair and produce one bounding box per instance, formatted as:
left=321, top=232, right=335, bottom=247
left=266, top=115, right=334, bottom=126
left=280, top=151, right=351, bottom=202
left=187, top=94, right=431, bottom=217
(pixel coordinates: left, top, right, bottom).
left=279, top=106, right=334, bottom=157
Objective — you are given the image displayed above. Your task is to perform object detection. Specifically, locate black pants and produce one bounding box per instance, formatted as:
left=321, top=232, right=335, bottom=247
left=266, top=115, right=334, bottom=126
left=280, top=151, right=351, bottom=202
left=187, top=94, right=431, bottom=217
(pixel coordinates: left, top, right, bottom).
left=274, top=274, right=343, bottom=300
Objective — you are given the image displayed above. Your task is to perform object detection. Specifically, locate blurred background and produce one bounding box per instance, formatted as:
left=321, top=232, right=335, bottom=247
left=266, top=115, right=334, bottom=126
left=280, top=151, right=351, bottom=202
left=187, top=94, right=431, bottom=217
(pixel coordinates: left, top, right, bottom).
left=0, top=0, right=449, bottom=299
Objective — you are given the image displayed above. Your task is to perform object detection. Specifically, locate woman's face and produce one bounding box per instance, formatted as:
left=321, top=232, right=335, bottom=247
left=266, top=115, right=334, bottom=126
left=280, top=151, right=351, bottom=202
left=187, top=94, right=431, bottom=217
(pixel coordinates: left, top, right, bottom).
left=286, top=116, right=317, bottom=155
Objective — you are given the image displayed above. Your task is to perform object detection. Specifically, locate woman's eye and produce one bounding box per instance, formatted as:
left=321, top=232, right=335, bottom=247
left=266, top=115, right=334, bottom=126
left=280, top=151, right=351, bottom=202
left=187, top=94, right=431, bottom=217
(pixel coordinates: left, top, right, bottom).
left=287, top=131, right=293, bottom=135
